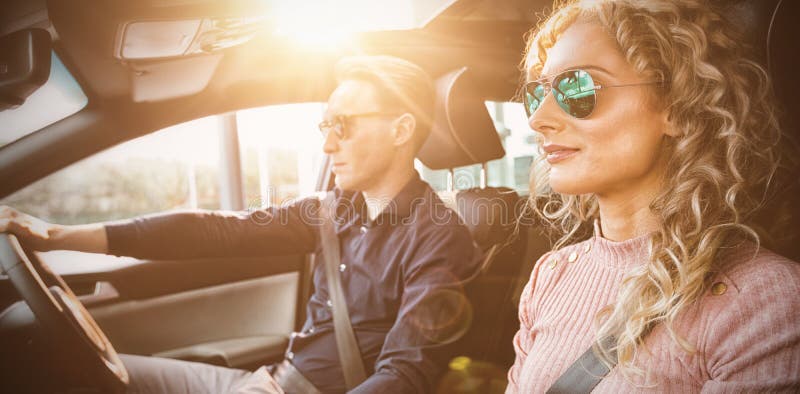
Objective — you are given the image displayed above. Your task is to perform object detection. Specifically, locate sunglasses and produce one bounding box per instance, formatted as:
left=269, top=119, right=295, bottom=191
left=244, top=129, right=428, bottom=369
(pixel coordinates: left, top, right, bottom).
left=523, top=69, right=662, bottom=119
left=318, top=112, right=401, bottom=140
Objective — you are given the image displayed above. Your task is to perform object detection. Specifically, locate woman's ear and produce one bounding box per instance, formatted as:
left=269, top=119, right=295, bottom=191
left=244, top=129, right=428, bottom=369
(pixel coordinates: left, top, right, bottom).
left=661, top=111, right=681, bottom=137
left=391, top=113, right=417, bottom=147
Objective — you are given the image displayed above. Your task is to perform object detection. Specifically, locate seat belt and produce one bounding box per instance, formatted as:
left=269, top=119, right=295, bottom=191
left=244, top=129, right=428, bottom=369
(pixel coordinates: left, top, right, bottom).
left=318, top=193, right=368, bottom=389
left=546, top=337, right=617, bottom=394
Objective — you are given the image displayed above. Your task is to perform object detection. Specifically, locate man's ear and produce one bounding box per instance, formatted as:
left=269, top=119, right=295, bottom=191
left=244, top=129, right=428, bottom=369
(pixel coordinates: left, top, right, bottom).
left=391, top=113, right=417, bottom=147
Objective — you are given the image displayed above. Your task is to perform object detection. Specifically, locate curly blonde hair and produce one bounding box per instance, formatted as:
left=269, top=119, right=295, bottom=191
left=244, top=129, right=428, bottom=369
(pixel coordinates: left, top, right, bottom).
left=522, top=0, right=789, bottom=378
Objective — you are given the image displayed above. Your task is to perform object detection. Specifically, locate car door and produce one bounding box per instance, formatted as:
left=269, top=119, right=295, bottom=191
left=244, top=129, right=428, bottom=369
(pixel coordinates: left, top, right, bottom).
left=0, top=103, right=327, bottom=370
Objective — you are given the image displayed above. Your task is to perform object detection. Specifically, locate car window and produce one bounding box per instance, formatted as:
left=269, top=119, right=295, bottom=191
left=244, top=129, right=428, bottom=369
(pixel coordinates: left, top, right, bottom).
left=237, top=103, right=325, bottom=209
left=417, top=101, right=537, bottom=195
left=0, top=52, right=88, bottom=146
left=1, top=103, right=325, bottom=225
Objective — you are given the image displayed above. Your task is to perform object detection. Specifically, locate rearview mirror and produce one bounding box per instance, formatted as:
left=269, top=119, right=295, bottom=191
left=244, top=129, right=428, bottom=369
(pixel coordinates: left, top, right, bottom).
left=0, top=29, right=51, bottom=110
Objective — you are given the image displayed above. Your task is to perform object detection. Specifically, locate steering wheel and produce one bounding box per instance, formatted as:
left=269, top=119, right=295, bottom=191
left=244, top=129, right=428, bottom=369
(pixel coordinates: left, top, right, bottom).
left=0, top=234, right=128, bottom=393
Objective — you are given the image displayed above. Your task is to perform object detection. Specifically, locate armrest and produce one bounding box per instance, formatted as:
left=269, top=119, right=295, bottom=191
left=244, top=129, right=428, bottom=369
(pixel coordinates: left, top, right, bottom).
left=154, top=335, right=288, bottom=369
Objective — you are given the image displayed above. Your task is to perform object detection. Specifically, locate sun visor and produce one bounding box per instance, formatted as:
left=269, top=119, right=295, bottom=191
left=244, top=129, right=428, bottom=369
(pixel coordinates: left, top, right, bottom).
left=130, top=54, right=222, bottom=102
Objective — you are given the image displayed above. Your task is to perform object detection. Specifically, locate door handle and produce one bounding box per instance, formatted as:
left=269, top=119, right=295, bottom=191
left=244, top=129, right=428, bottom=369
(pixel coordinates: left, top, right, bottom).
left=77, top=281, right=120, bottom=306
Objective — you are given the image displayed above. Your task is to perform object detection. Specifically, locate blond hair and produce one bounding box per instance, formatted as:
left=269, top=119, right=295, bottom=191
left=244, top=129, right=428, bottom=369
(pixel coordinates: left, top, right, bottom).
left=522, top=0, right=789, bottom=378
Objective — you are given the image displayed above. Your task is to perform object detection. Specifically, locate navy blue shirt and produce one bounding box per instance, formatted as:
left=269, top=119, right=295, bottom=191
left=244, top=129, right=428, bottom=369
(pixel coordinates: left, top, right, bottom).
left=106, top=173, right=482, bottom=393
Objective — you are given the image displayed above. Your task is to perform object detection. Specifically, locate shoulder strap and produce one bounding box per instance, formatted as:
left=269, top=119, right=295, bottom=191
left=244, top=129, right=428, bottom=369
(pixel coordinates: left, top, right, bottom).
left=546, top=337, right=617, bottom=394
left=318, top=193, right=368, bottom=389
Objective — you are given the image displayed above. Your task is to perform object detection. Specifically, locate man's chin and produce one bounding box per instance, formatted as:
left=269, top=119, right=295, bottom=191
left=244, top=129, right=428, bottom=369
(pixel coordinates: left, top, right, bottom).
left=334, top=177, right=357, bottom=191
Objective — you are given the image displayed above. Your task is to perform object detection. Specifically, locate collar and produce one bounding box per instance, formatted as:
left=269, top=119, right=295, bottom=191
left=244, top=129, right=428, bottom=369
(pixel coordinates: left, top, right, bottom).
left=332, top=171, right=428, bottom=232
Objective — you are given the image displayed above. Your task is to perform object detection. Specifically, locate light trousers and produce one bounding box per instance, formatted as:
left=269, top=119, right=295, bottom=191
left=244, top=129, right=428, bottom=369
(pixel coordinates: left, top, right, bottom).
left=120, top=354, right=284, bottom=394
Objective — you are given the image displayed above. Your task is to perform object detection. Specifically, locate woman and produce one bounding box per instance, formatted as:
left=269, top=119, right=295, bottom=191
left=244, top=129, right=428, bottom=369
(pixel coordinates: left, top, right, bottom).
left=508, top=0, right=800, bottom=392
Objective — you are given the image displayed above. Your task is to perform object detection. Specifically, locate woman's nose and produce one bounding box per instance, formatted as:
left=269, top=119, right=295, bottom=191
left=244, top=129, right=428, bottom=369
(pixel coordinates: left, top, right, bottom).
left=528, top=92, right=565, bottom=135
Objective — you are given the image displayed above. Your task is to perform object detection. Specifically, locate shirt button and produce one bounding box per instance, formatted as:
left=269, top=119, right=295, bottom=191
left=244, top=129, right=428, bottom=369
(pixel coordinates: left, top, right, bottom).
left=359, top=226, right=368, bottom=234
left=339, top=263, right=347, bottom=272
left=326, top=299, right=333, bottom=308
left=548, top=259, right=558, bottom=269
left=568, top=251, right=578, bottom=263
left=711, top=282, right=727, bottom=296
left=584, top=242, right=592, bottom=254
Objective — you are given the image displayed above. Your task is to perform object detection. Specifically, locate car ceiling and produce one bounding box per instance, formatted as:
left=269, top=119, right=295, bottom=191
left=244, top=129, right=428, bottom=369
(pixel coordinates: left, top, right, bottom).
left=4, top=0, right=546, bottom=104
left=0, top=0, right=552, bottom=197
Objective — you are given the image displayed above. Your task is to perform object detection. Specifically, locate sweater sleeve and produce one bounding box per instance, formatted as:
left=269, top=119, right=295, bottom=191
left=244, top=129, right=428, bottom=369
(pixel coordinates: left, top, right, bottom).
left=105, top=197, right=320, bottom=259
left=506, top=251, right=552, bottom=394
left=700, top=254, right=800, bottom=393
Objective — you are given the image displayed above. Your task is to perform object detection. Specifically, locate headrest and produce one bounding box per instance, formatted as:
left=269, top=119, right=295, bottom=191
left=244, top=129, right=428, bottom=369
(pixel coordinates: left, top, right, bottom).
left=717, top=0, right=799, bottom=130
left=417, top=67, right=505, bottom=170
left=716, top=0, right=776, bottom=62
left=438, top=187, right=521, bottom=251
left=720, top=0, right=800, bottom=261
left=765, top=1, right=800, bottom=132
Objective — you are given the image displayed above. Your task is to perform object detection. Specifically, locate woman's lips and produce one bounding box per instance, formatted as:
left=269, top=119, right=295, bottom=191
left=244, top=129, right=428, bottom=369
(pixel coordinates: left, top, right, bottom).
left=543, top=144, right=579, bottom=164
left=545, top=149, right=579, bottom=164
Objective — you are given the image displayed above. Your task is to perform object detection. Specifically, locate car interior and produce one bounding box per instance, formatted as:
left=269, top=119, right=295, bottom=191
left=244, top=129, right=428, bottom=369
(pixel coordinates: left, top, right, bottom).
left=0, top=0, right=797, bottom=393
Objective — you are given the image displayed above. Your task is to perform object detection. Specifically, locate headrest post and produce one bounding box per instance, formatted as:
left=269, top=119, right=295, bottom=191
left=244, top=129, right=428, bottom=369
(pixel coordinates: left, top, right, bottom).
left=447, top=168, right=454, bottom=192
left=480, top=163, right=487, bottom=189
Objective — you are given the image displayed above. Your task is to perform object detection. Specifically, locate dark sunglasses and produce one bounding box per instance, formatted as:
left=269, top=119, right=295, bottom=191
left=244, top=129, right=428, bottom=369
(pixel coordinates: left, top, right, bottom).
left=523, top=69, right=662, bottom=119
left=318, top=112, right=401, bottom=140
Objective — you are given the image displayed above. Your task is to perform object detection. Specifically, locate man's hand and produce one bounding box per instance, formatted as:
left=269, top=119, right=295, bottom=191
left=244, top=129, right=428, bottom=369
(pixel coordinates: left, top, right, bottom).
left=0, top=205, right=108, bottom=253
left=0, top=205, right=59, bottom=250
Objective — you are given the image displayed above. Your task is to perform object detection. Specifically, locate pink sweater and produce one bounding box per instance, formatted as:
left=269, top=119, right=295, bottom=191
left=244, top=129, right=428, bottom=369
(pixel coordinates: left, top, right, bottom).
left=506, top=225, right=800, bottom=393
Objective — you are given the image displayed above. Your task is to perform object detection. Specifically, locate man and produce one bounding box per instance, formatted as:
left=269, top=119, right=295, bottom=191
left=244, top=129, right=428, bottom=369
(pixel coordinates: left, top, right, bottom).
left=0, top=55, right=481, bottom=393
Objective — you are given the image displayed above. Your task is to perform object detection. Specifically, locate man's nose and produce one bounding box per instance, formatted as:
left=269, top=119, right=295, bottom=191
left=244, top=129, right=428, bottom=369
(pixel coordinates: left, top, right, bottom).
left=528, top=91, right=565, bottom=135
left=322, top=131, right=339, bottom=154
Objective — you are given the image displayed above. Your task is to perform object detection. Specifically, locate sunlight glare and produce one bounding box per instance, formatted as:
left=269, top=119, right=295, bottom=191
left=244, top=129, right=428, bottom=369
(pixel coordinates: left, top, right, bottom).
left=275, top=24, right=353, bottom=49
left=271, top=0, right=415, bottom=49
